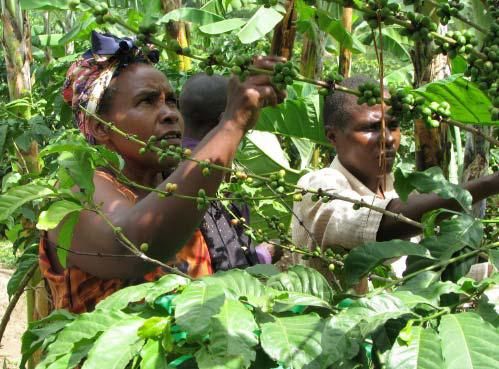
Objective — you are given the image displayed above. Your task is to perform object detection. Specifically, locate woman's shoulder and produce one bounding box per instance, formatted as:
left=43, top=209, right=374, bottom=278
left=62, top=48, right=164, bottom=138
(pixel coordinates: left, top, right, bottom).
left=94, top=169, right=137, bottom=203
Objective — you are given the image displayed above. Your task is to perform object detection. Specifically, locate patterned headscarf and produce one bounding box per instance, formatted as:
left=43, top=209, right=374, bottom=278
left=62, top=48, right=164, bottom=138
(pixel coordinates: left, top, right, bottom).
left=62, top=31, right=159, bottom=142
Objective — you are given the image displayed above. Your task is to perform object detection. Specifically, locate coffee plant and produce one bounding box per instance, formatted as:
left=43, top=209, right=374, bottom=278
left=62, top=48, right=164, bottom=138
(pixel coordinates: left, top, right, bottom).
left=0, top=0, right=498, bottom=368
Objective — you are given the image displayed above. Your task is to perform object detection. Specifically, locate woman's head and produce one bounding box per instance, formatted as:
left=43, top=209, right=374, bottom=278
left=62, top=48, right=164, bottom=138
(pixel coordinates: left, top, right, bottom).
left=63, top=31, right=182, bottom=171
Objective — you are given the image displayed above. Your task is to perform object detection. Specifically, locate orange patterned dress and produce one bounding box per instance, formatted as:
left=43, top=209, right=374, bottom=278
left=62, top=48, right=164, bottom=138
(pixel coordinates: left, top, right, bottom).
left=39, top=171, right=213, bottom=313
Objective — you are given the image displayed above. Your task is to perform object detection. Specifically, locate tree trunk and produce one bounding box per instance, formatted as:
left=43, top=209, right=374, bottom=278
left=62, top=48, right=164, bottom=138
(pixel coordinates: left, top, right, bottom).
left=462, top=127, right=491, bottom=217
left=43, top=11, right=52, bottom=63
left=300, top=32, right=326, bottom=79
left=1, top=0, right=32, bottom=108
left=412, top=10, right=451, bottom=173
left=270, top=0, right=297, bottom=60
left=161, top=0, right=191, bottom=71
left=338, top=5, right=353, bottom=78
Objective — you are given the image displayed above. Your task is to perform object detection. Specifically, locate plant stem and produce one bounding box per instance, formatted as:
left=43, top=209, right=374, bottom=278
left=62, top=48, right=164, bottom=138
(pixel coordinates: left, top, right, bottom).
left=0, top=262, right=38, bottom=346
left=448, top=120, right=499, bottom=147
left=369, top=242, right=499, bottom=296
left=425, top=0, right=487, bottom=34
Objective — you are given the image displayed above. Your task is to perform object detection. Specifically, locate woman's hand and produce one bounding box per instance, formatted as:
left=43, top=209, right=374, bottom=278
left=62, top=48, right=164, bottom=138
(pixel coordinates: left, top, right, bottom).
left=223, top=56, right=287, bottom=132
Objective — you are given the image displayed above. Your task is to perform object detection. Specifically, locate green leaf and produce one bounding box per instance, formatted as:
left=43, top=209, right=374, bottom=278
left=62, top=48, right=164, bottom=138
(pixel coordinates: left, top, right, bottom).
left=37, top=310, right=131, bottom=369
left=386, top=326, right=444, bottom=369
left=476, top=295, right=499, bottom=328
left=81, top=318, right=146, bottom=369
left=0, top=183, right=55, bottom=221
left=59, top=14, right=96, bottom=45
left=20, top=0, right=68, bottom=10
left=58, top=151, right=95, bottom=195
left=394, top=166, right=472, bottom=211
left=0, top=125, right=8, bottom=156
left=96, top=282, right=154, bottom=311
left=138, top=317, right=171, bottom=339
left=208, top=299, right=259, bottom=367
left=396, top=272, right=459, bottom=305
left=174, top=281, right=225, bottom=340
left=237, top=6, right=283, bottom=44
left=267, top=265, right=334, bottom=303
left=344, top=240, right=431, bottom=286
left=199, top=18, right=246, bottom=34
left=56, top=211, right=80, bottom=267
left=414, top=75, right=496, bottom=125
left=245, top=264, right=280, bottom=277
left=145, top=274, right=190, bottom=304
left=204, top=269, right=270, bottom=308
left=37, top=200, right=82, bottom=231
left=7, top=246, right=37, bottom=298
left=159, top=8, right=224, bottom=25
left=255, top=95, right=328, bottom=146
left=260, top=314, right=326, bottom=369
left=20, top=309, right=76, bottom=369
left=321, top=314, right=363, bottom=366
left=488, top=249, right=499, bottom=271
left=140, top=340, right=171, bottom=369
left=348, top=294, right=413, bottom=337
left=439, top=312, right=499, bottom=369
left=195, top=347, right=248, bottom=369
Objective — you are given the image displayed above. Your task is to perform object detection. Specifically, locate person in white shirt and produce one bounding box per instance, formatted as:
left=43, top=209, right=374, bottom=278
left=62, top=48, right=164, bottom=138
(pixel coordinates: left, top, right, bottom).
left=292, top=76, right=499, bottom=283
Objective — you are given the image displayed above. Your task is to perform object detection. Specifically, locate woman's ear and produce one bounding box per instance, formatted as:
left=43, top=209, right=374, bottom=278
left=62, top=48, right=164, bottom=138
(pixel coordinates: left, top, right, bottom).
left=87, top=118, right=111, bottom=144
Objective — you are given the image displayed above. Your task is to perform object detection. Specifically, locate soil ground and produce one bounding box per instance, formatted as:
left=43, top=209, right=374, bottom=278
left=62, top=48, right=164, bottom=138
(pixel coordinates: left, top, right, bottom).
left=0, top=266, right=27, bottom=369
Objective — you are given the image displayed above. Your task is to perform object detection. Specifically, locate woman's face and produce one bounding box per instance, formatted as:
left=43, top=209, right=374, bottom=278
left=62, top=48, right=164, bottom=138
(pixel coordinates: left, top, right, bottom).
left=100, top=63, right=184, bottom=171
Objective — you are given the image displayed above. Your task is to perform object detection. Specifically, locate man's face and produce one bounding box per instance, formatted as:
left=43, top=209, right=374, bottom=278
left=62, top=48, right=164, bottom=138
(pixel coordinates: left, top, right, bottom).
left=327, top=100, right=401, bottom=188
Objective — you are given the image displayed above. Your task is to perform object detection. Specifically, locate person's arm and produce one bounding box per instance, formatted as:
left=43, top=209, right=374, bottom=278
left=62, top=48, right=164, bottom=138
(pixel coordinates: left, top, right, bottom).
left=377, top=171, right=499, bottom=241
left=49, top=57, right=286, bottom=280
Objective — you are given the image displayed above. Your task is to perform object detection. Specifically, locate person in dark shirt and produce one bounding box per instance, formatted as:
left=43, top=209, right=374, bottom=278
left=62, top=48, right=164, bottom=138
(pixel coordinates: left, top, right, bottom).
left=179, top=73, right=282, bottom=271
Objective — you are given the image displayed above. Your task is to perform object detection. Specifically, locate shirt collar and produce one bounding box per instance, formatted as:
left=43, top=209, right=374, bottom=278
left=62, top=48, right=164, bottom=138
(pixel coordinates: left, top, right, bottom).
left=330, top=156, right=396, bottom=197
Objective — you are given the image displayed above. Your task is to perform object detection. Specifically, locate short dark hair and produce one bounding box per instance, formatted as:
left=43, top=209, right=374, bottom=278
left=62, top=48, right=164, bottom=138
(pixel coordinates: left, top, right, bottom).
left=179, top=73, right=229, bottom=137
left=323, top=75, right=378, bottom=131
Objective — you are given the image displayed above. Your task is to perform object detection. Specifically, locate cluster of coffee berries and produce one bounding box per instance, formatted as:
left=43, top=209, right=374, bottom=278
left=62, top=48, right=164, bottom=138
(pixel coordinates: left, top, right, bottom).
left=138, top=22, right=158, bottom=36
left=436, top=0, right=465, bottom=25
left=92, top=3, right=110, bottom=24
left=319, top=70, right=344, bottom=96
left=363, top=0, right=400, bottom=28
left=400, top=12, right=437, bottom=42
left=388, top=88, right=426, bottom=124
left=259, top=0, right=278, bottom=7
left=435, top=30, right=477, bottom=58
left=199, top=160, right=212, bottom=176
left=164, top=182, right=178, bottom=194
left=357, top=82, right=383, bottom=106
left=230, top=55, right=252, bottom=81
left=266, top=215, right=287, bottom=239
left=272, top=61, right=297, bottom=90
left=465, top=0, right=499, bottom=119
left=267, top=170, right=287, bottom=194
left=196, top=189, right=209, bottom=210
left=423, top=101, right=451, bottom=128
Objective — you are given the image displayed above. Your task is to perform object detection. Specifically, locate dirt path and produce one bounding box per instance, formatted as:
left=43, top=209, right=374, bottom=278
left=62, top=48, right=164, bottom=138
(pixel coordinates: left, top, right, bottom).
left=0, top=267, right=27, bottom=369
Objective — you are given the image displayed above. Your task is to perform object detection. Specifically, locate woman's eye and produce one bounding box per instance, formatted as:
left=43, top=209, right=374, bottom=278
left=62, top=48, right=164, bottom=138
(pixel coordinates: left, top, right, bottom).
left=141, top=96, right=155, bottom=105
left=166, top=98, right=178, bottom=106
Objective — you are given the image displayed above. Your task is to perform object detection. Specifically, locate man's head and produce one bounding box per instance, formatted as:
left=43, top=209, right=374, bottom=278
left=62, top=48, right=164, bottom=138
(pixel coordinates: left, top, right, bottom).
left=323, top=76, right=401, bottom=190
left=179, top=73, right=229, bottom=140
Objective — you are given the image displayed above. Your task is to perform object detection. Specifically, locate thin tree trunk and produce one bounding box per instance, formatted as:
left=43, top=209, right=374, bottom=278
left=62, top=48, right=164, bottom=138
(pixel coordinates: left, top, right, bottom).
left=300, top=32, right=326, bottom=79
left=161, top=0, right=191, bottom=71
left=338, top=5, right=353, bottom=78
left=43, top=11, right=52, bottom=63
left=462, top=127, right=491, bottom=217
left=270, top=0, right=297, bottom=60
left=412, top=11, right=451, bottom=173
